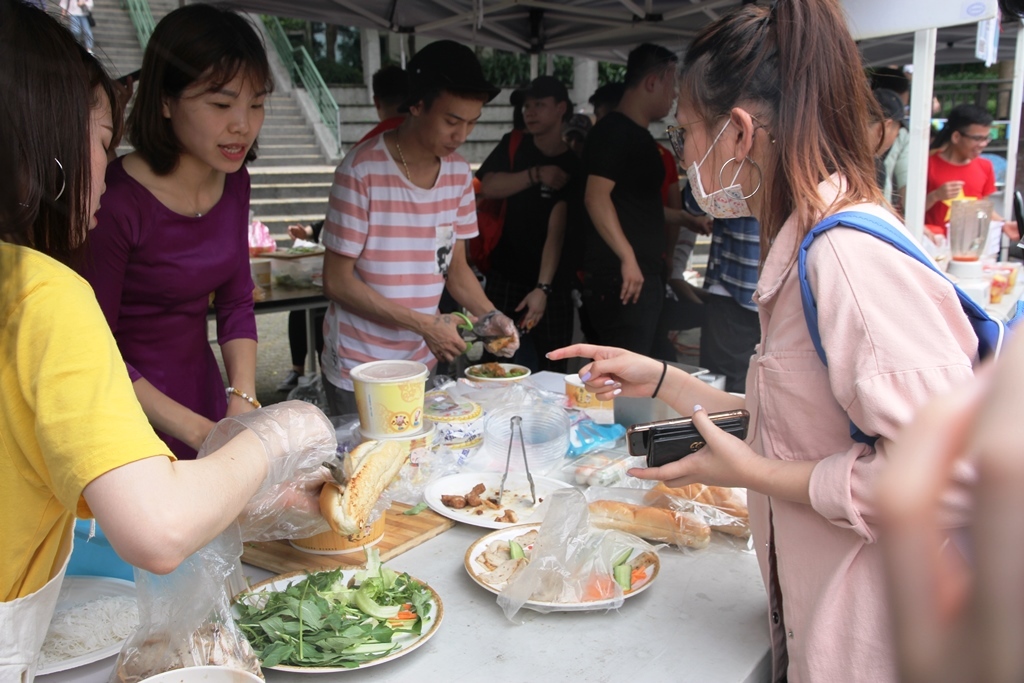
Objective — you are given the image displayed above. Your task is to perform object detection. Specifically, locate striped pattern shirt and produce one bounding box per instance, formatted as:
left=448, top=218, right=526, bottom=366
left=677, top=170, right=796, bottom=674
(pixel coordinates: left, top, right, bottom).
left=683, top=185, right=761, bottom=311
left=321, top=135, right=478, bottom=390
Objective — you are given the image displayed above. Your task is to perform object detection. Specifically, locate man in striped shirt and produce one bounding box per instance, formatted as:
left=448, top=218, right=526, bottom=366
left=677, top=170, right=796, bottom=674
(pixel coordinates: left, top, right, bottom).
left=320, top=40, right=519, bottom=415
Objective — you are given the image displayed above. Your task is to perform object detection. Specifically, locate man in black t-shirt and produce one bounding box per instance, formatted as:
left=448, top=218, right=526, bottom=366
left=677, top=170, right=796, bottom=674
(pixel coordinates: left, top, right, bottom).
left=581, top=43, right=678, bottom=356
left=476, top=76, right=583, bottom=372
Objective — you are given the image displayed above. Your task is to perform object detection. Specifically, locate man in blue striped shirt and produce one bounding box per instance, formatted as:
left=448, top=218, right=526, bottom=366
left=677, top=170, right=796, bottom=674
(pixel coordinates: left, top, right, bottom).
left=684, top=185, right=761, bottom=392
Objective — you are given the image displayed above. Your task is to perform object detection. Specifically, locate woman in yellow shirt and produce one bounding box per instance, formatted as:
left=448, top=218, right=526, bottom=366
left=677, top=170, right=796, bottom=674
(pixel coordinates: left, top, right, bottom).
left=0, top=3, right=330, bottom=677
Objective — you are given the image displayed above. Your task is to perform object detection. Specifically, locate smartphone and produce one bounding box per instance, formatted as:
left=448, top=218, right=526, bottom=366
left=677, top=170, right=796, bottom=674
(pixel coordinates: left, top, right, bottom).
left=626, top=409, right=750, bottom=467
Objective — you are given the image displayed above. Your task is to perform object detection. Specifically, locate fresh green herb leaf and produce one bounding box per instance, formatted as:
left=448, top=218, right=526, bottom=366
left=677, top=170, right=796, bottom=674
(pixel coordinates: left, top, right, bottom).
left=403, top=502, right=429, bottom=515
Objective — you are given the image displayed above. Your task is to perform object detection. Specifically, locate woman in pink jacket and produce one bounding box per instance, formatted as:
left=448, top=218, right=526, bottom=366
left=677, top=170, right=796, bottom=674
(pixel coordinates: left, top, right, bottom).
left=551, top=1, right=976, bottom=681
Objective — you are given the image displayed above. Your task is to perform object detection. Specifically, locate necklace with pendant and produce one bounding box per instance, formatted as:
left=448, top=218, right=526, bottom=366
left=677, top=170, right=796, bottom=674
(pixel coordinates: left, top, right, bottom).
left=393, top=131, right=412, bottom=181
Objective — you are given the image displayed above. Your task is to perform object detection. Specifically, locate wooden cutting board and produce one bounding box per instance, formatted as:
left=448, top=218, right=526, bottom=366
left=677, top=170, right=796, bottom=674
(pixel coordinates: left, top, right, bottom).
left=241, top=503, right=454, bottom=574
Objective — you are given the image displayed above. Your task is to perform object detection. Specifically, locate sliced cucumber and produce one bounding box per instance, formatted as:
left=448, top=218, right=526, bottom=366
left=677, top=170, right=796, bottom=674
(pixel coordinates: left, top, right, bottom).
left=509, top=539, right=525, bottom=560
left=613, top=563, right=632, bottom=591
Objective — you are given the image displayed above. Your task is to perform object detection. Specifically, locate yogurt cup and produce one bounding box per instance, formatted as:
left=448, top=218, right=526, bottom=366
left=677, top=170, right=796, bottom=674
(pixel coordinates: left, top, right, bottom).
left=351, top=360, right=428, bottom=438
left=565, top=373, right=615, bottom=424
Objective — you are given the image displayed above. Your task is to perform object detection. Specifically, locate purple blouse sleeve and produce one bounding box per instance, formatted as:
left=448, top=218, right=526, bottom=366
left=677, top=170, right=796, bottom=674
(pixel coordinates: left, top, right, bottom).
left=213, top=169, right=258, bottom=346
left=80, top=176, right=143, bottom=383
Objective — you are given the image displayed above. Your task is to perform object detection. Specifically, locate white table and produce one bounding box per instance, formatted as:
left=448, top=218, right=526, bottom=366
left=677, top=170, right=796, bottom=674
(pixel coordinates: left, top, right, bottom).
left=246, top=523, right=772, bottom=683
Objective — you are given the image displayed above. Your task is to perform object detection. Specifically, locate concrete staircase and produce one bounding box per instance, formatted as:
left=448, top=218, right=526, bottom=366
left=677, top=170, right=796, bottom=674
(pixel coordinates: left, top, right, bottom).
left=249, top=94, right=335, bottom=245
left=89, top=0, right=176, bottom=79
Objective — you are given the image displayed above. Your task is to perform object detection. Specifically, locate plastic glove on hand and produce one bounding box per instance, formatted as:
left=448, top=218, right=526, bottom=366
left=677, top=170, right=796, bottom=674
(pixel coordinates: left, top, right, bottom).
left=474, top=310, right=520, bottom=357
left=198, top=400, right=338, bottom=542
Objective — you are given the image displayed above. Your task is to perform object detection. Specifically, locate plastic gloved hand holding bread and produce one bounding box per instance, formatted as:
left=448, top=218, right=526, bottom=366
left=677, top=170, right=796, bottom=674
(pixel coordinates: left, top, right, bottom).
left=197, top=401, right=410, bottom=542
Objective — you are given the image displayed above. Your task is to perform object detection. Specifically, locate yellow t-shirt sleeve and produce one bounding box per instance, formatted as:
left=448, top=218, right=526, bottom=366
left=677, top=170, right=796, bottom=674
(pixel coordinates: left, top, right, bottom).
left=13, top=266, right=173, bottom=516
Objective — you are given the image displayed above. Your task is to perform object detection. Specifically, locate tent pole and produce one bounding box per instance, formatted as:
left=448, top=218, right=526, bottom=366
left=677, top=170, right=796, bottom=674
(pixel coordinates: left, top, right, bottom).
left=905, top=27, right=937, bottom=241
left=1003, top=21, right=1024, bottom=224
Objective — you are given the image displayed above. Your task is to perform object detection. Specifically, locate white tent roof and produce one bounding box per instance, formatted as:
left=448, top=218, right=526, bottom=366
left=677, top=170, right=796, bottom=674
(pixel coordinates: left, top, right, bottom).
left=215, top=0, right=1021, bottom=66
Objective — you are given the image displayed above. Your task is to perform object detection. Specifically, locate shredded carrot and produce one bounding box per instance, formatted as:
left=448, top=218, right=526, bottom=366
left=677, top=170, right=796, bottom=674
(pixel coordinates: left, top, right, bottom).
left=395, top=610, right=417, bottom=620
left=583, top=573, right=616, bottom=601
left=631, top=567, right=647, bottom=587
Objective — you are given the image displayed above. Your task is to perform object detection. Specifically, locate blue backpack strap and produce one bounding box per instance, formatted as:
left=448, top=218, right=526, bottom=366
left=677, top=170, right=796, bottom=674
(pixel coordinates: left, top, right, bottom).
left=798, top=210, right=1007, bottom=445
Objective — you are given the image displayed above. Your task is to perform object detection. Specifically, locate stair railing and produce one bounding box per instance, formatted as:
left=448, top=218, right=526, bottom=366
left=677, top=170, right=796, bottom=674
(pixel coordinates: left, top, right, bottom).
left=120, top=0, right=156, bottom=50
left=262, top=16, right=341, bottom=155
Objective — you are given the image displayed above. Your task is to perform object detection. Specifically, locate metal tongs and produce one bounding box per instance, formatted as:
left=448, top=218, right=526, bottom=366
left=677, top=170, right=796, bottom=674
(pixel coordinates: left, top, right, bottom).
left=497, top=415, right=536, bottom=506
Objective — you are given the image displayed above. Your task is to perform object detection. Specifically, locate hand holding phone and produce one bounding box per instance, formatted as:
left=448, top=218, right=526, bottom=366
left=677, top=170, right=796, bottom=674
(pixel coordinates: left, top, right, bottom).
left=627, top=410, right=750, bottom=467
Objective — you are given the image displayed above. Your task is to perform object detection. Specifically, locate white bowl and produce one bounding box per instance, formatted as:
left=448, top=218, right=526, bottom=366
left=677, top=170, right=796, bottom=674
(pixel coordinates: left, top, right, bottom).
left=139, top=666, right=263, bottom=683
left=464, top=362, right=531, bottom=383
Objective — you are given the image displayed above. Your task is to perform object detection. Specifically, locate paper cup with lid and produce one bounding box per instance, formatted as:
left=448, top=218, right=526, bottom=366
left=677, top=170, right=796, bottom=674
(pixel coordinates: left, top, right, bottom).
left=565, top=373, right=615, bottom=424
left=351, top=360, right=429, bottom=438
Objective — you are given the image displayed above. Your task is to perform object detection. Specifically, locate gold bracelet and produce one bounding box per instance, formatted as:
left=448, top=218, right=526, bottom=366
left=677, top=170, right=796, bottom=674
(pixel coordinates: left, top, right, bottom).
left=226, top=386, right=261, bottom=409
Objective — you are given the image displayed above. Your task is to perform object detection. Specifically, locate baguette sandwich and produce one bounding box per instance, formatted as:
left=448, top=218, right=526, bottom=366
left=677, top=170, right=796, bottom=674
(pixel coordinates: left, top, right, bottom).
left=588, top=499, right=710, bottom=549
left=643, top=483, right=749, bottom=536
left=320, top=440, right=408, bottom=536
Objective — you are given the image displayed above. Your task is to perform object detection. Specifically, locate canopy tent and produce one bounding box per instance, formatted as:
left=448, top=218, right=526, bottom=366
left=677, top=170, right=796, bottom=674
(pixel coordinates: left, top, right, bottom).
left=220, top=0, right=1022, bottom=236
left=216, top=0, right=1021, bottom=67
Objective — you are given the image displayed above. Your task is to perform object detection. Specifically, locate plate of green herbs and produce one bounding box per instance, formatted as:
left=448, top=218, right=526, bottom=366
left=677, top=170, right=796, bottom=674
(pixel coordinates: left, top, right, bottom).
left=233, top=550, right=442, bottom=672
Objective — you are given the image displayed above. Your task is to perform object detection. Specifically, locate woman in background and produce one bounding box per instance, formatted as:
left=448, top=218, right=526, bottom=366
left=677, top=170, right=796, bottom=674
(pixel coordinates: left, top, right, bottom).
left=0, top=3, right=327, bottom=677
left=81, top=4, right=270, bottom=459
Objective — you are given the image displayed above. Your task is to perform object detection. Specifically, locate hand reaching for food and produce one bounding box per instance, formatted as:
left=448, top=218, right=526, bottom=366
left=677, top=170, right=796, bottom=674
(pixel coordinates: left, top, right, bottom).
left=197, top=400, right=338, bottom=541
left=475, top=309, right=520, bottom=357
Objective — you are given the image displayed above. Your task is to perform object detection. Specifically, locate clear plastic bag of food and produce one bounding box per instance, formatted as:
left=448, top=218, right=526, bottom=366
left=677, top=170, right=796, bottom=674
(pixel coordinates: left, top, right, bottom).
left=113, top=529, right=263, bottom=683
left=113, top=402, right=339, bottom=682
left=496, top=488, right=659, bottom=620
left=583, top=486, right=712, bottom=551
left=640, top=483, right=750, bottom=539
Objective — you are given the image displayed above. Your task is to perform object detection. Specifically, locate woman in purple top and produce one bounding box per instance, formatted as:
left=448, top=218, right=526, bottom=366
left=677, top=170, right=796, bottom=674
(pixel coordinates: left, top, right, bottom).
left=81, top=4, right=271, bottom=459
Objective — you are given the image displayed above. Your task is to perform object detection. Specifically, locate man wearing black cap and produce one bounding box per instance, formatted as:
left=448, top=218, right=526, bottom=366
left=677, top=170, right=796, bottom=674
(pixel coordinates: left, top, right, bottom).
left=319, top=40, right=519, bottom=415
left=475, top=75, right=583, bottom=372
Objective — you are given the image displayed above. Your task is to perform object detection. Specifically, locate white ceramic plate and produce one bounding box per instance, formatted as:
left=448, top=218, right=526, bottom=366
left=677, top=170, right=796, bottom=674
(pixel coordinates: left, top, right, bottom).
left=464, top=524, right=660, bottom=612
left=464, top=363, right=532, bottom=382
left=235, top=570, right=442, bottom=673
left=423, top=472, right=574, bottom=529
left=37, top=576, right=136, bottom=677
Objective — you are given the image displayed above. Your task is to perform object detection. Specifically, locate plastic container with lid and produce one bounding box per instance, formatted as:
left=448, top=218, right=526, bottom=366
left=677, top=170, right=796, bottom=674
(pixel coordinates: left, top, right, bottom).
left=479, top=404, right=570, bottom=473
left=423, top=390, right=485, bottom=449
left=351, top=360, right=428, bottom=438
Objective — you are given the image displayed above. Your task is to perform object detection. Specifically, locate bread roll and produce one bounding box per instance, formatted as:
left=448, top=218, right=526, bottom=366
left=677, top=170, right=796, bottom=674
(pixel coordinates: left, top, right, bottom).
left=588, top=500, right=710, bottom=549
left=320, top=440, right=408, bottom=536
left=643, top=483, right=749, bottom=536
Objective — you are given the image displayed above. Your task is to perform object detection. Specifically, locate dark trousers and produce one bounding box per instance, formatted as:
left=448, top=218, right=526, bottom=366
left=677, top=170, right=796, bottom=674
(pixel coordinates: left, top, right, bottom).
left=484, top=270, right=574, bottom=373
left=580, top=273, right=664, bottom=358
left=699, top=293, right=761, bottom=393
left=288, top=309, right=325, bottom=368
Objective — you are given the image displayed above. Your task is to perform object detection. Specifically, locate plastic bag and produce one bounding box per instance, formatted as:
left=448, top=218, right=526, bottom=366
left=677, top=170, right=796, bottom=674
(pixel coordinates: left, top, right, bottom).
left=640, top=482, right=750, bottom=540
left=113, top=402, right=338, bottom=682
left=202, top=400, right=338, bottom=543
left=561, top=451, right=637, bottom=487
left=113, top=530, right=262, bottom=683
left=567, top=420, right=626, bottom=458
left=496, top=488, right=658, bottom=620
left=247, top=214, right=276, bottom=256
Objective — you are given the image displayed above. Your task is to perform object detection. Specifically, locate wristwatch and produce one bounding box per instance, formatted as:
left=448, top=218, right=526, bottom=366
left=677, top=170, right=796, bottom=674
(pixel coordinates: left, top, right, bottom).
left=536, top=282, right=553, bottom=295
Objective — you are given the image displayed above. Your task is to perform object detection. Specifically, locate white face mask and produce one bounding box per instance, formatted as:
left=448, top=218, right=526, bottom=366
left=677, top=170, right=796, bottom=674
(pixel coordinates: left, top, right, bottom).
left=686, top=120, right=753, bottom=219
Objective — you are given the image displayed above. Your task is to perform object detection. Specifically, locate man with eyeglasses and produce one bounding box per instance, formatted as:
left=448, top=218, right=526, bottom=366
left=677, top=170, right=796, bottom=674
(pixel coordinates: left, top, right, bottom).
left=925, top=104, right=1005, bottom=232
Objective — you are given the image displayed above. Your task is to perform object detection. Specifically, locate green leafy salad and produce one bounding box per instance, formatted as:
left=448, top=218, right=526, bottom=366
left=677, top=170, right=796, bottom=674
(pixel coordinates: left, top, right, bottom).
left=235, top=550, right=434, bottom=668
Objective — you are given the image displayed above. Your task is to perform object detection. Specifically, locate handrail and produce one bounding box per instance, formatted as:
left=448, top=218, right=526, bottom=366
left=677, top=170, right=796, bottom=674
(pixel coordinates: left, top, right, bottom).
left=120, top=0, right=156, bottom=50
left=294, top=45, right=341, bottom=153
left=261, top=16, right=340, bottom=154
left=261, top=15, right=298, bottom=83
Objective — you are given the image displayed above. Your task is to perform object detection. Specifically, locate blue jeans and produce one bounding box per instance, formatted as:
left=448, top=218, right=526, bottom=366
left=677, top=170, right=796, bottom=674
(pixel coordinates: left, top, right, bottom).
left=68, top=14, right=94, bottom=51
